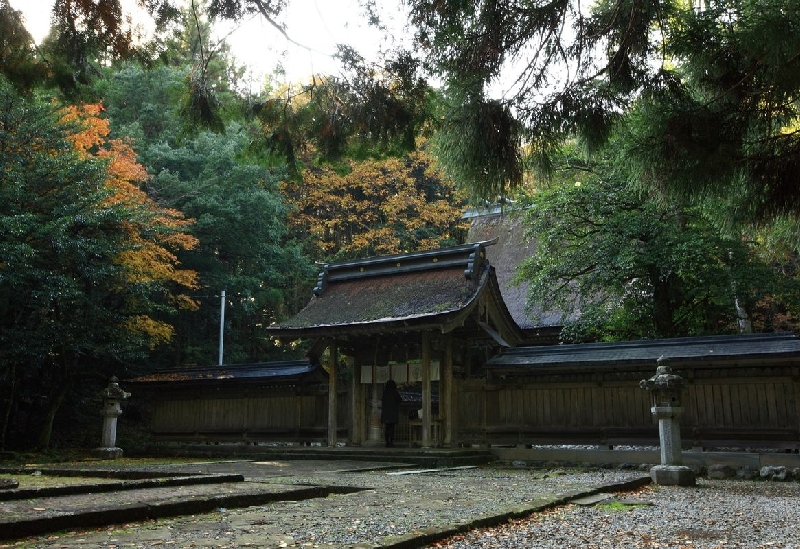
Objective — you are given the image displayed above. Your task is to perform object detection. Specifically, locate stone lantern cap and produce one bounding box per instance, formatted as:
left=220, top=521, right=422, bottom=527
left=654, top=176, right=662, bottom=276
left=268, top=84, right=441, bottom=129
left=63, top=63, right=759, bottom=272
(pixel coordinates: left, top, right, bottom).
left=100, top=376, right=131, bottom=401
left=639, top=356, right=687, bottom=392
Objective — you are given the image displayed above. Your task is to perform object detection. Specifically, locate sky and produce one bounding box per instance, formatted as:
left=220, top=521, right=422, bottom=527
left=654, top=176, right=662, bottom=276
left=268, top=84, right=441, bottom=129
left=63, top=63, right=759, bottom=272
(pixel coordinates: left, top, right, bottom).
left=7, top=0, right=409, bottom=84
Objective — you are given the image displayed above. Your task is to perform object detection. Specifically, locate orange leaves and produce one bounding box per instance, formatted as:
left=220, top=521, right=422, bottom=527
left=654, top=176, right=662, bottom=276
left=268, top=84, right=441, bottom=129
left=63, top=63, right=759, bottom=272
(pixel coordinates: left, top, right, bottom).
left=61, top=103, right=109, bottom=154
left=98, top=138, right=149, bottom=197
left=60, top=103, right=199, bottom=343
left=62, top=104, right=148, bottom=199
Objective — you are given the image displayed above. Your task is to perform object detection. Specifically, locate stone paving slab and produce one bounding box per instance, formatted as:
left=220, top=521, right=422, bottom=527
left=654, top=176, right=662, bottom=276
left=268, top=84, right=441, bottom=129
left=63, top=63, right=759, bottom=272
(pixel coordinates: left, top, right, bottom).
left=7, top=476, right=648, bottom=549
left=0, top=479, right=360, bottom=541
left=0, top=474, right=244, bottom=501
left=570, top=493, right=613, bottom=505
left=0, top=460, right=409, bottom=541
left=0, top=459, right=651, bottom=548
left=24, top=459, right=413, bottom=479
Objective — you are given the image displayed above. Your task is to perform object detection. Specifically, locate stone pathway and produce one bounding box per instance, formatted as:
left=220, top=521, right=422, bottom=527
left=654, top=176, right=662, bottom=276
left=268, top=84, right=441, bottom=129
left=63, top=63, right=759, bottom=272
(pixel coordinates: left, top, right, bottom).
left=0, top=460, right=648, bottom=548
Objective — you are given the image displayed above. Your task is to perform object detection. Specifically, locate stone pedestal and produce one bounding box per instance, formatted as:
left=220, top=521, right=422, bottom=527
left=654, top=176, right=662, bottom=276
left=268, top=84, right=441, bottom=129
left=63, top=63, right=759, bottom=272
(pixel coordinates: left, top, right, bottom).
left=654, top=406, right=684, bottom=465
left=650, top=465, right=696, bottom=486
left=92, top=446, right=124, bottom=459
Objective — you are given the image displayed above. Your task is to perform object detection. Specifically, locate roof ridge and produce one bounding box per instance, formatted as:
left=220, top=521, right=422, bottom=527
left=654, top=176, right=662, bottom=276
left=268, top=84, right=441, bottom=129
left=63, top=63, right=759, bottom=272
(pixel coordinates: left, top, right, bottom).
left=131, top=359, right=314, bottom=376
left=313, top=241, right=497, bottom=296
left=318, top=240, right=498, bottom=269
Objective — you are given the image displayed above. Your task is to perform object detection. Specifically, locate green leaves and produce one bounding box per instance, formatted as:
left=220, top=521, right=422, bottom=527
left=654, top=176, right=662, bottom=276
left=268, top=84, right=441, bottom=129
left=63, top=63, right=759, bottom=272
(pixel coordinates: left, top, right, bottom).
left=516, top=156, right=782, bottom=342
left=0, top=78, right=121, bottom=365
left=409, top=0, right=800, bottom=219
left=132, top=108, right=307, bottom=362
left=252, top=47, right=435, bottom=175
left=434, top=94, right=522, bottom=202
left=0, top=0, right=47, bottom=92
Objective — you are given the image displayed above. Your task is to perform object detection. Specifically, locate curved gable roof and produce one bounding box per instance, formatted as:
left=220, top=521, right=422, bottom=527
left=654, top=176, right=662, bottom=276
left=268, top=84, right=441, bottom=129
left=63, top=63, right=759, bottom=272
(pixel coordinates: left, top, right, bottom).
left=467, top=211, right=570, bottom=330
left=268, top=242, right=523, bottom=344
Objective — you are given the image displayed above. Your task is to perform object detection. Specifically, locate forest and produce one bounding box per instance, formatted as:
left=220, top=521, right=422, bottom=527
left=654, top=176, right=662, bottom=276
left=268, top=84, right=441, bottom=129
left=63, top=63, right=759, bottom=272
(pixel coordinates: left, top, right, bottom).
left=0, top=0, right=798, bottom=451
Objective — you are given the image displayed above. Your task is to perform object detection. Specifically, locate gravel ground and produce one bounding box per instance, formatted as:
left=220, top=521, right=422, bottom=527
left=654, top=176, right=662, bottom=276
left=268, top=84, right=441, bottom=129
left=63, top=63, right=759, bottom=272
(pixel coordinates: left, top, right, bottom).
left=432, top=478, right=800, bottom=549
left=4, top=465, right=800, bottom=549
left=245, top=467, right=641, bottom=547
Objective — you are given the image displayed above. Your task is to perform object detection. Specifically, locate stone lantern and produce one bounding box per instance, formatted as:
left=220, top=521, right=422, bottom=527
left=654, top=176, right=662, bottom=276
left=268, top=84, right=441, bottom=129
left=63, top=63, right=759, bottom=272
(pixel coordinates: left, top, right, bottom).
left=640, top=356, right=696, bottom=486
left=93, top=376, right=131, bottom=459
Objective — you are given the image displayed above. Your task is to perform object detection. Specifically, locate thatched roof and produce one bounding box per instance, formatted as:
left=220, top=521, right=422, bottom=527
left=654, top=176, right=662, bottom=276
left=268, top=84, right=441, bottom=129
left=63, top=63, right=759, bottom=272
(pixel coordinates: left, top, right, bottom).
left=467, top=211, right=569, bottom=332
left=268, top=242, right=523, bottom=345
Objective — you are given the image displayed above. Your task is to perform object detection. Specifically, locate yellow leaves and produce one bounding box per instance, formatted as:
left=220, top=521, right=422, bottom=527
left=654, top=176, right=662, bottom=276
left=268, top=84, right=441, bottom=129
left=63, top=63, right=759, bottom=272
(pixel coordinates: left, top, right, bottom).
left=286, top=150, right=467, bottom=259
left=173, top=293, right=200, bottom=312
left=123, top=316, right=174, bottom=348
left=114, top=240, right=198, bottom=289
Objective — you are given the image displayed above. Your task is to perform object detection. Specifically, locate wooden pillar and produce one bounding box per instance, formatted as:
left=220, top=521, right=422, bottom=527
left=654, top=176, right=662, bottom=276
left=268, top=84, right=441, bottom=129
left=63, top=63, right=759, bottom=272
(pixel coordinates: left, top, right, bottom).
left=294, top=390, right=302, bottom=442
left=793, top=371, right=800, bottom=445
left=442, top=334, right=454, bottom=447
left=351, top=355, right=365, bottom=446
left=421, top=331, right=431, bottom=448
left=327, top=338, right=338, bottom=447
left=464, top=343, right=472, bottom=379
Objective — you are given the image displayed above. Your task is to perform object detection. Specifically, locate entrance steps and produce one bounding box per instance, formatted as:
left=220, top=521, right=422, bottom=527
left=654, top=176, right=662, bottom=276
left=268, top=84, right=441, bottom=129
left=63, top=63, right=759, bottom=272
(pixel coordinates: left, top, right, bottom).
left=144, top=444, right=496, bottom=467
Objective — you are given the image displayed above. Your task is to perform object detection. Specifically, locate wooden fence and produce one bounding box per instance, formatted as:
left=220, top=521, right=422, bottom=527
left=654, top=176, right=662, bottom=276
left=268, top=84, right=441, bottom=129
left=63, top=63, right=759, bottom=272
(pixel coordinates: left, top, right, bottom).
left=143, top=364, right=799, bottom=450
left=149, top=387, right=351, bottom=444
left=456, top=364, right=800, bottom=450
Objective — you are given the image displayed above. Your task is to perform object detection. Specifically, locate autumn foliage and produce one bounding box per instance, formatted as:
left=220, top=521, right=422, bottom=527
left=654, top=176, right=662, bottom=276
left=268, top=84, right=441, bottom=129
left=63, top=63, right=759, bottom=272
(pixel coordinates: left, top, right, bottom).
left=283, top=149, right=467, bottom=260
left=61, top=103, right=199, bottom=345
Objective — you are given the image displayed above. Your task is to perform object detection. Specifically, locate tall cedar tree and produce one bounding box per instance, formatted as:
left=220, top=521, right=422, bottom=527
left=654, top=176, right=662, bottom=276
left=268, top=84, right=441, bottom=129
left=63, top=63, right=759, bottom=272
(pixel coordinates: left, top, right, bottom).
left=408, top=0, right=800, bottom=220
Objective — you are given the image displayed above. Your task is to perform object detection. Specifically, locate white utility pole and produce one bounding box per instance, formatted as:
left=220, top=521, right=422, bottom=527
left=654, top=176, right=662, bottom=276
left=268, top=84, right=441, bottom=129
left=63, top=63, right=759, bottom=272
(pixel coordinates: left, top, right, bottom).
left=218, top=290, right=226, bottom=365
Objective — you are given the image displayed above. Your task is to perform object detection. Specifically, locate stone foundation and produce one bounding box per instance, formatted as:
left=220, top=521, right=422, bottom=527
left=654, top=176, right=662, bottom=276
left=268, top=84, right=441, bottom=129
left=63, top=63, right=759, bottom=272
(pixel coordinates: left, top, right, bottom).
left=92, top=447, right=124, bottom=460
left=650, top=464, right=696, bottom=486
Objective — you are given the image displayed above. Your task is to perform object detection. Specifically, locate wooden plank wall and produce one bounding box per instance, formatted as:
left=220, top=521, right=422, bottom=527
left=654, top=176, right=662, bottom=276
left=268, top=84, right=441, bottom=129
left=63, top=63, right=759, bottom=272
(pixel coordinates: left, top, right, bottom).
left=456, top=368, right=800, bottom=450
left=147, top=367, right=799, bottom=449
left=150, top=387, right=351, bottom=444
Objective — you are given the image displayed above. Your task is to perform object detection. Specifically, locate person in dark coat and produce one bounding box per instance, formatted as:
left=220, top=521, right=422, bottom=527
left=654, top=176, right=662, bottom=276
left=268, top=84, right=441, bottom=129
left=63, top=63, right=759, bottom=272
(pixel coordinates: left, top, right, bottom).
left=381, top=379, right=402, bottom=447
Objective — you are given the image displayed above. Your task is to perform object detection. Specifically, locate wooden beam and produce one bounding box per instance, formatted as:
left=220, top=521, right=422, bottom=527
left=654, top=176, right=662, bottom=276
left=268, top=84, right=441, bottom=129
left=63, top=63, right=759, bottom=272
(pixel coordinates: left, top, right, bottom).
left=351, top=354, right=364, bottom=445
left=327, top=338, right=338, bottom=447
left=422, top=331, right=431, bottom=447
left=443, top=333, right=454, bottom=447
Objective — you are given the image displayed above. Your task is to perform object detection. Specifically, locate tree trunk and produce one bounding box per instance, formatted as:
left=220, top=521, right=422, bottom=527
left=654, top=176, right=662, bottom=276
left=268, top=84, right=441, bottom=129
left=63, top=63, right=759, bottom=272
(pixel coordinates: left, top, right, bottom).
left=0, top=362, right=16, bottom=451
left=735, top=296, right=753, bottom=334
left=36, top=376, right=71, bottom=450
left=651, top=270, right=679, bottom=338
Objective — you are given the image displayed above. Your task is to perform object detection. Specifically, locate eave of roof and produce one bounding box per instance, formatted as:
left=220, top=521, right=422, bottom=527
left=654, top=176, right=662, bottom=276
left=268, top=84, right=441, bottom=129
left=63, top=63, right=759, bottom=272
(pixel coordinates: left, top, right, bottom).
left=486, top=333, right=800, bottom=371
left=268, top=265, right=490, bottom=339
left=126, top=359, right=321, bottom=385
